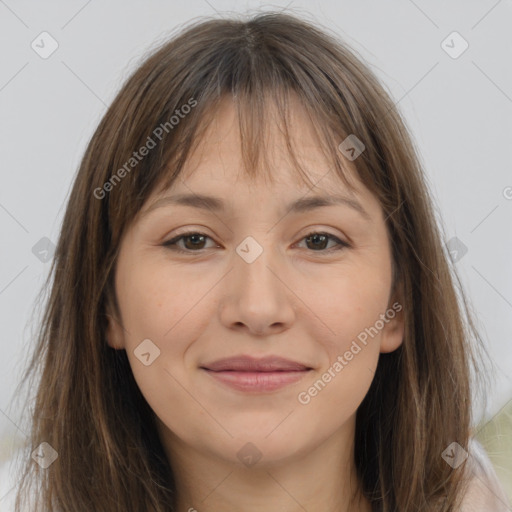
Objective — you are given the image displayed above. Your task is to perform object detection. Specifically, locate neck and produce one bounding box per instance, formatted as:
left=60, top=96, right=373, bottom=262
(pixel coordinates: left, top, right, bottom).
left=157, top=415, right=372, bottom=512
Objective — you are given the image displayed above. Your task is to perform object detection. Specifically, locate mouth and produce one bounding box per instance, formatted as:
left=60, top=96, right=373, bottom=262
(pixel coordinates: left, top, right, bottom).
left=200, top=355, right=313, bottom=393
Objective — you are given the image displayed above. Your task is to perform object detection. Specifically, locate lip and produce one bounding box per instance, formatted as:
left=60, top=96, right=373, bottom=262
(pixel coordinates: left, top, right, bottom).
left=200, top=355, right=311, bottom=372
left=200, top=355, right=313, bottom=393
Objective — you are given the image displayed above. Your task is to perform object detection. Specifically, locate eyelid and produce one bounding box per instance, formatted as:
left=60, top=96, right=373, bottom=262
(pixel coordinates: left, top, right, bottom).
left=162, top=228, right=351, bottom=254
left=166, top=232, right=218, bottom=250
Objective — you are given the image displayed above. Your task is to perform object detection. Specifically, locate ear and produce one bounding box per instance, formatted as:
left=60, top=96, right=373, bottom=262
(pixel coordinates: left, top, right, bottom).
left=105, top=312, right=126, bottom=350
left=104, top=290, right=126, bottom=350
left=380, top=282, right=405, bottom=354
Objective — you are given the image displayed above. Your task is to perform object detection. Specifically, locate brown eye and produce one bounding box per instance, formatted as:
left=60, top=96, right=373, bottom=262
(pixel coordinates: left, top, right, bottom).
left=163, top=232, right=214, bottom=252
left=181, top=233, right=208, bottom=250
left=305, top=233, right=329, bottom=251
left=162, top=230, right=349, bottom=254
left=298, top=232, right=349, bottom=252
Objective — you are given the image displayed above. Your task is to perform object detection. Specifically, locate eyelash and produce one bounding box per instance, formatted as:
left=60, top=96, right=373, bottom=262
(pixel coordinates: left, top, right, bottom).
left=162, top=230, right=350, bottom=255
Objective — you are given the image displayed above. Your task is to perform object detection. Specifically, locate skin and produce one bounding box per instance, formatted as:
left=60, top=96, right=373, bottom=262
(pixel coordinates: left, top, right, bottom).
left=106, top=94, right=404, bottom=512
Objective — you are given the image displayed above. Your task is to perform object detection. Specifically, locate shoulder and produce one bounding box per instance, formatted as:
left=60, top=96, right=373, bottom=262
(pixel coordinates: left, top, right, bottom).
left=458, top=437, right=510, bottom=512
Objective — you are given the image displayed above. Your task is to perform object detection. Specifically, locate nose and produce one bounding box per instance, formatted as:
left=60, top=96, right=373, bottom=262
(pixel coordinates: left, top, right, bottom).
left=218, top=241, right=296, bottom=336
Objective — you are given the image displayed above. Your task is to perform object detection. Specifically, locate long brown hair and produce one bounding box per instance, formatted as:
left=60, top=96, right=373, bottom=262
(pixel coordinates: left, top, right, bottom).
left=11, top=10, right=491, bottom=511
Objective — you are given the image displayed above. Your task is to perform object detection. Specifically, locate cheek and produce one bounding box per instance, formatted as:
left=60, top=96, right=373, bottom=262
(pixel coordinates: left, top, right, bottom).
left=115, top=264, right=204, bottom=439
left=303, top=260, right=392, bottom=356
left=296, top=265, right=390, bottom=405
left=115, top=261, right=214, bottom=404
left=116, top=258, right=211, bottom=346
left=295, top=274, right=387, bottom=416
left=116, top=270, right=169, bottom=342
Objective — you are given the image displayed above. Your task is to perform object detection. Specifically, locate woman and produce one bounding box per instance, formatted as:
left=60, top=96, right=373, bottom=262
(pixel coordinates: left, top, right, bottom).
left=7, top=10, right=510, bottom=511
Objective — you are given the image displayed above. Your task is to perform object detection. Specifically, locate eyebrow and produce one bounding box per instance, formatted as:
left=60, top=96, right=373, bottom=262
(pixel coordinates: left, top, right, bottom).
left=141, top=192, right=371, bottom=221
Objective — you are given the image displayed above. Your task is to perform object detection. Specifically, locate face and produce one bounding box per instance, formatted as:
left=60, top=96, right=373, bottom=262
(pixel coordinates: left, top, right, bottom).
left=106, top=95, right=404, bottom=470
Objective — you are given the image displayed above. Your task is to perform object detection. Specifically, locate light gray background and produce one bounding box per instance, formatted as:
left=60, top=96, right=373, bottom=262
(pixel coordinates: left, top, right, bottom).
left=1, top=0, right=511, bottom=464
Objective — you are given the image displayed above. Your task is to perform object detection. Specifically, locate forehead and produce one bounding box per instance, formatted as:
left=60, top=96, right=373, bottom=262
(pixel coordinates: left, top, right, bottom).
left=177, top=93, right=361, bottom=195
left=134, top=92, right=385, bottom=229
